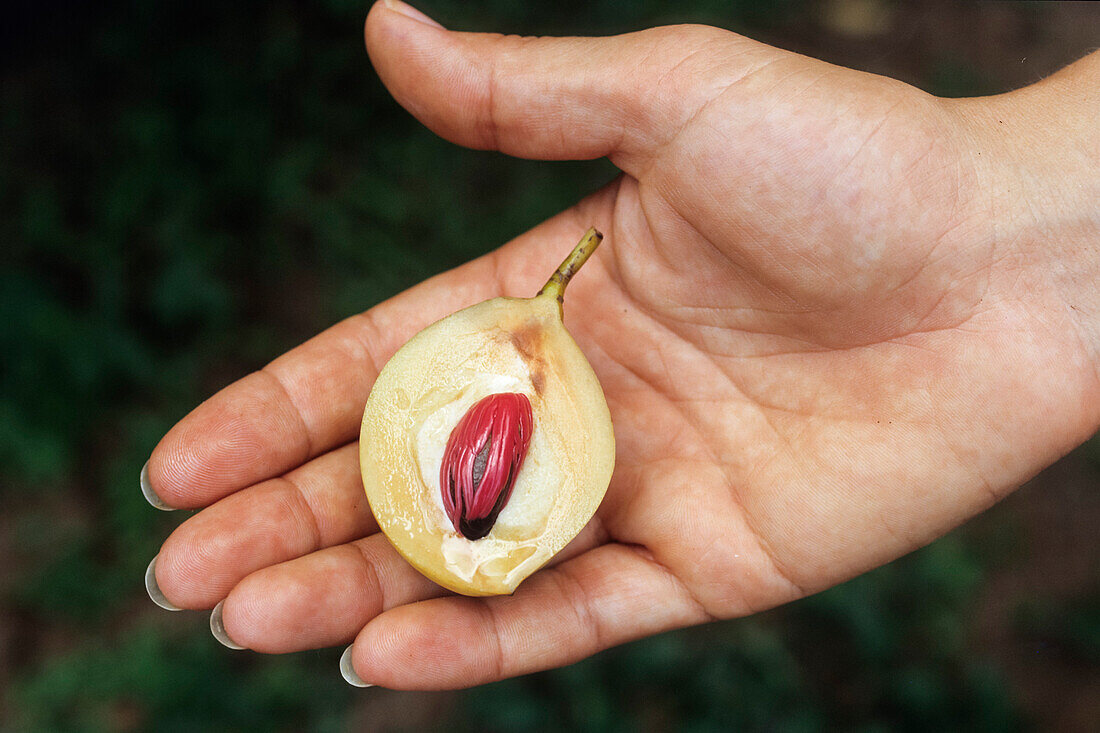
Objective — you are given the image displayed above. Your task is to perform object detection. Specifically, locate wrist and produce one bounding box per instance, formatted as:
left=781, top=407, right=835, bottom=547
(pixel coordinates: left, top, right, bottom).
left=949, top=52, right=1100, bottom=423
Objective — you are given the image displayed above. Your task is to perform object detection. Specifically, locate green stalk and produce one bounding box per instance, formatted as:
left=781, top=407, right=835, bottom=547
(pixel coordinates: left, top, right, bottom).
left=537, top=227, right=603, bottom=303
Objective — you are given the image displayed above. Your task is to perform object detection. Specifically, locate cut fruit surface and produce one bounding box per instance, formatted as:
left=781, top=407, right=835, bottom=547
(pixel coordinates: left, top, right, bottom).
left=359, top=229, right=615, bottom=596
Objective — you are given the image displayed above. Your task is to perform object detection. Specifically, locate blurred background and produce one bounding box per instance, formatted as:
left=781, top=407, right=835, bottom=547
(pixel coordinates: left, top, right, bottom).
left=2, top=0, right=1098, bottom=730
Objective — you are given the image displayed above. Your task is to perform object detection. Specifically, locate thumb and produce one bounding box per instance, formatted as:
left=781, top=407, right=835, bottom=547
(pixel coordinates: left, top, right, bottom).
left=364, top=0, right=767, bottom=172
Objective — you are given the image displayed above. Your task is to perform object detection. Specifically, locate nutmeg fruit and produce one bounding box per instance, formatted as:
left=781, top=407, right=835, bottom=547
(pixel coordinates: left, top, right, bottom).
left=359, top=229, right=615, bottom=596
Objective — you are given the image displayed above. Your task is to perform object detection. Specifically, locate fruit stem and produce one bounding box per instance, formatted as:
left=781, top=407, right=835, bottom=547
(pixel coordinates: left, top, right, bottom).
left=537, top=227, right=603, bottom=304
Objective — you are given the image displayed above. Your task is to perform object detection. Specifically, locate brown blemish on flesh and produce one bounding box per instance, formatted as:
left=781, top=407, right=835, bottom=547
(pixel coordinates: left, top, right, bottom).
left=509, top=321, right=547, bottom=397
left=530, top=370, right=545, bottom=396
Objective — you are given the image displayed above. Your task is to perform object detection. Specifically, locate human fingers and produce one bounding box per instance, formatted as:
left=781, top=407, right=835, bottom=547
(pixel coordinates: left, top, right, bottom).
left=364, top=0, right=780, bottom=174
left=207, top=503, right=610, bottom=654
left=150, top=443, right=375, bottom=610
left=343, top=543, right=713, bottom=689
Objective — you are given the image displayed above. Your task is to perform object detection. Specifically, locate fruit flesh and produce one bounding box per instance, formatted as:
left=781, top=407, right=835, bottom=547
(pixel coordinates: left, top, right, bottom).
left=359, top=230, right=614, bottom=596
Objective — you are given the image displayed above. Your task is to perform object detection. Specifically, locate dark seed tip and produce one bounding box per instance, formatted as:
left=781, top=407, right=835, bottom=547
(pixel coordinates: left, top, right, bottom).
left=459, top=516, right=495, bottom=540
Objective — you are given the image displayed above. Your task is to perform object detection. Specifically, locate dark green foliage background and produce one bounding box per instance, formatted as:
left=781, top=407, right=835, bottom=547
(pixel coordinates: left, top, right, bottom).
left=2, top=1, right=1097, bottom=730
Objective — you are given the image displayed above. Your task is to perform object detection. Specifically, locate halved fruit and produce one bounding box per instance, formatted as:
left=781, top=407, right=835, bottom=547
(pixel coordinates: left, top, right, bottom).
left=359, top=229, right=615, bottom=596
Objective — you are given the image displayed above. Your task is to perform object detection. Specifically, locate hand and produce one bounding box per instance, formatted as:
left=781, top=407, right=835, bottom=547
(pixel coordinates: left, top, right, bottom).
left=144, top=0, right=1100, bottom=689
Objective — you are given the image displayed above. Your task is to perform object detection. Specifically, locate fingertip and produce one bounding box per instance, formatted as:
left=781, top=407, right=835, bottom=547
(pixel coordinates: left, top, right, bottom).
left=145, top=556, right=182, bottom=612
left=380, top=0, right=444, bottom=30
left=210, top=600, right=247, bottom=650
left=140, top=460, right=176, bottom=511
left=365, top=0, right=443, bottom=54
left=341, top=644, right=375, bottom=688
left=145, top=371, right=313, bottom=509
left=356, top=598, right=497, bottom=690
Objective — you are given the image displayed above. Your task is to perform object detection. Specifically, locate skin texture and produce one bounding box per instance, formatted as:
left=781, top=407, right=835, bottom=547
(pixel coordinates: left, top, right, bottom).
left=146, top=0, right=1100, bottom=690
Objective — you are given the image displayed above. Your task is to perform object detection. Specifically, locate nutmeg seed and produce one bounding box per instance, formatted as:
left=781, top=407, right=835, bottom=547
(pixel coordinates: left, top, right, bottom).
left=440, top=393, right=534, bottom=539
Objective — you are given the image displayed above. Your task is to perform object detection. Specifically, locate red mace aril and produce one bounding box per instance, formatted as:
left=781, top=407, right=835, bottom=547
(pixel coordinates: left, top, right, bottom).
left=440, top=393, right=534, bottom=540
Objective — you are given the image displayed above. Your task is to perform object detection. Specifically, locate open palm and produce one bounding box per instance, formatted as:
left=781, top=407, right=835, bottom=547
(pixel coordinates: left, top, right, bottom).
left=146, top=3, right=1099, bottom=689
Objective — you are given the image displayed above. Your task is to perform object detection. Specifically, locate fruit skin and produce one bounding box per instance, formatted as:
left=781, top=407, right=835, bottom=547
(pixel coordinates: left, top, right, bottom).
left=359, top=232, right=614, bottom=596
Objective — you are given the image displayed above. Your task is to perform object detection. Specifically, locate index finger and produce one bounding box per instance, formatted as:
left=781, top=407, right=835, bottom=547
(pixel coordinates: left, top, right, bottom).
left=143, top=199, right=615, bottom=510
left=144, top=255, right=502, bottom=510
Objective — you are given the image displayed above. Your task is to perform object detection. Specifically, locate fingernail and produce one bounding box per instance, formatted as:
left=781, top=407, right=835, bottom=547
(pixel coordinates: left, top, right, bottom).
left=140, top=461, right=175, bottom=511
left=340, top=645, right=374, bottom=688
left=382, top=0, right=444, bottom=29
left=210, top=600, right=246, bottom=650
left=145, top=556, right=182, bottom=611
